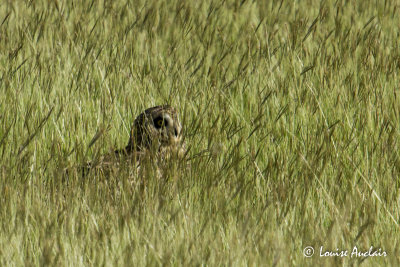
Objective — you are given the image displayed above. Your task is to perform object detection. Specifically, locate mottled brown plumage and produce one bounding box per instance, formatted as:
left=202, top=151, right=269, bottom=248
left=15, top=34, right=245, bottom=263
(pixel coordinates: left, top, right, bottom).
left=83, top=105, right=185, bottom=176
left=117, top=105, right=183, bottom=155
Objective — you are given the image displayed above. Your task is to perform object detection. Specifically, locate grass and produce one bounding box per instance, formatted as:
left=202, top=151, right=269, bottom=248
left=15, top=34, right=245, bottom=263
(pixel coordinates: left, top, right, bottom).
left=0, top=0, right=399, bottom=266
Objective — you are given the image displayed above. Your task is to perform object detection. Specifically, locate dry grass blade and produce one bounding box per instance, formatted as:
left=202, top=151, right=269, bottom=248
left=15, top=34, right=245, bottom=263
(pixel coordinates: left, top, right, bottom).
left=18, top=107, right=54, bottom=156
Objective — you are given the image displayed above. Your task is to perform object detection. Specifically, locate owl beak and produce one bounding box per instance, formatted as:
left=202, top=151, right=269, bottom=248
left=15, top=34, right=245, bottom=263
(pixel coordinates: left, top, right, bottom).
left=169, top=135, right=181, bottom=145
left=168, top=126, right=180, bottom=142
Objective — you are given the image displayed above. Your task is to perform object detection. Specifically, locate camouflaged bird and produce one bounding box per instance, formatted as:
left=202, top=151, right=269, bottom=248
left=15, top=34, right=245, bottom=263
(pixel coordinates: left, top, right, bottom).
left=83, top=105, right=186, bottom=176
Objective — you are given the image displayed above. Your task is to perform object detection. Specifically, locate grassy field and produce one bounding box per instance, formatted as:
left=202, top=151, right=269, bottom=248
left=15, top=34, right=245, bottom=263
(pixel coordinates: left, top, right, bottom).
left=1, top=0, right=399, bottom=266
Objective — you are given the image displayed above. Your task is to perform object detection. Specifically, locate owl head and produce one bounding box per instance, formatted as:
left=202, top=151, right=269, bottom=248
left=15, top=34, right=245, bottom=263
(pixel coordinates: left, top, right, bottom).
left=125, top=105, right=183, bottom=153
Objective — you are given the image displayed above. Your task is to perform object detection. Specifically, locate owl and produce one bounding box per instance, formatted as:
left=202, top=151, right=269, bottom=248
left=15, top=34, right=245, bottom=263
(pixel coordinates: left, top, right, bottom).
left=84, top=105, right=186, bottom=176
left=117, top=105, right=184, bottom=156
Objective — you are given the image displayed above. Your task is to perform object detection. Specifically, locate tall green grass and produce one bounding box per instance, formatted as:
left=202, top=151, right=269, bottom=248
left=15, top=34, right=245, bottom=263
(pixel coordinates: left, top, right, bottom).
left=0, top=0, right=399, bottom=265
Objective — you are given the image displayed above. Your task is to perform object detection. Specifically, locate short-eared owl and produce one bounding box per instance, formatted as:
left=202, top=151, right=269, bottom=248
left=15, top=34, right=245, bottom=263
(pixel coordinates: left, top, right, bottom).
left=117, top=105, right=183, bottom=156
left=85, top=105, right=185, bottom=175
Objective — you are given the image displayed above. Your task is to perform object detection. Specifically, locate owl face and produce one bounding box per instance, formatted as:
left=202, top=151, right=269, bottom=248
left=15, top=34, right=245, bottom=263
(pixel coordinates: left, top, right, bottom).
left=127, top=105, right=183, bottom=153
left=147, top=107, right=182, bottom=148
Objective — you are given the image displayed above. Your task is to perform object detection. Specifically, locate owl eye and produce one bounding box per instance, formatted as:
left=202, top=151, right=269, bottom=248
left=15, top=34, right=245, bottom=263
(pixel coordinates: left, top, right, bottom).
left=154, top=117, right=165, bottom=128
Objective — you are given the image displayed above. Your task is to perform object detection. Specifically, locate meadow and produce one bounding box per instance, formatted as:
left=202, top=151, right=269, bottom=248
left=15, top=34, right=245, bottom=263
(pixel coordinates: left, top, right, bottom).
left=0, top=0, right=399, bottom=266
